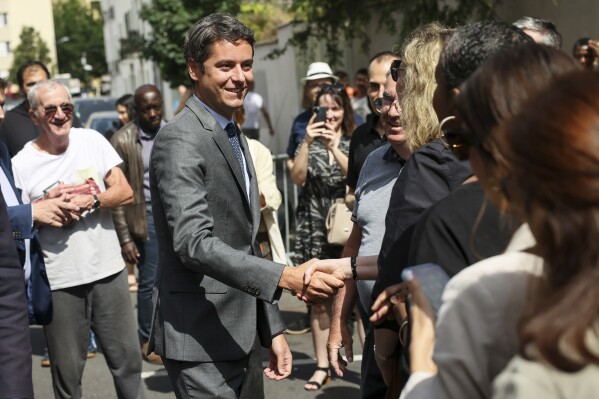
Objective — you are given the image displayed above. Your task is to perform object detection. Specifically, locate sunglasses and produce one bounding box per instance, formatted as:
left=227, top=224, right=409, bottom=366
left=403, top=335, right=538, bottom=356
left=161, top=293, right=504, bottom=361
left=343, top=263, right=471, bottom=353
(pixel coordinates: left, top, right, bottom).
left=41, top=103, right=74, bottom=119
left=390, top=59, right=402, bottom=82
left=442, top=129, right=477, bottom=160
left=318, top=83, right=346, bottom=95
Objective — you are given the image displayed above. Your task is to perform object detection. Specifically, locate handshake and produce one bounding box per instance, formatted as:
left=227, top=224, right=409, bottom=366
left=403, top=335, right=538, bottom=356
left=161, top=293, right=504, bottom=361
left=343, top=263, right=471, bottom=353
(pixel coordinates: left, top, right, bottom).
left=279, top=258, right=350, bottom=304
left=32, top=179, right=101, bottom=228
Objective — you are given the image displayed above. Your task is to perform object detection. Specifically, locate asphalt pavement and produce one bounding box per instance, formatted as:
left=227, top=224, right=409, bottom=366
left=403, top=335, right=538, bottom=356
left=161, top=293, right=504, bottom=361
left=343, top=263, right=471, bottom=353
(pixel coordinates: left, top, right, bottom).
left=31, top=291, right=363, bottom=398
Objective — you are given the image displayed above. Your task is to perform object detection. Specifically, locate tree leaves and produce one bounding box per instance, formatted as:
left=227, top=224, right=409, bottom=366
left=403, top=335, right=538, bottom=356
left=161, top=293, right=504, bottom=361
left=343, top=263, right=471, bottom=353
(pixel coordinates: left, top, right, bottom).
left=9, top=27, right=52, bottom=82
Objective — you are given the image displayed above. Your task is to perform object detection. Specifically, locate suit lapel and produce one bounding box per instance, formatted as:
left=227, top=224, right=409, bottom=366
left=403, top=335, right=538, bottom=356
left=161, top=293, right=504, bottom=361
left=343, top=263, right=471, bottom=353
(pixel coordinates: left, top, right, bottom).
left=212, top=125, right=250, bottom=202
left=185, top=98, right=251, bottom=208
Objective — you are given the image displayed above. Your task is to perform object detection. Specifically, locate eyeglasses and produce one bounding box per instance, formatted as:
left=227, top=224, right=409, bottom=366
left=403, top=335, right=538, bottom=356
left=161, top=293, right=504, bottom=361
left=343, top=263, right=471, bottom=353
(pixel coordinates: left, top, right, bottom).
left=390, top=59, right=402, bottom=82
left=41, top=103, right=74, bottom=119
left=374, top=93, right=399, bottom=113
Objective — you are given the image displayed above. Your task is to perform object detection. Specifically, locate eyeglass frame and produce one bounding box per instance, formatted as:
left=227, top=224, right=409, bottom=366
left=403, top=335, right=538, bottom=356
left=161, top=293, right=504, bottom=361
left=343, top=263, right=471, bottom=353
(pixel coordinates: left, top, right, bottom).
left=374, top=92, right=400, bottom=113
left=39, top=102, right=74, bottom=119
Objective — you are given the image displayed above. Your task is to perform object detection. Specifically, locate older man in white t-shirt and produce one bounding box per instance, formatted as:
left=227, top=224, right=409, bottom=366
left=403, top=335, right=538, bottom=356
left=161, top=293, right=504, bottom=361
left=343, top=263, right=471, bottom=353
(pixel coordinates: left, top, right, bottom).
left=12, top=80, right=145, bottom=399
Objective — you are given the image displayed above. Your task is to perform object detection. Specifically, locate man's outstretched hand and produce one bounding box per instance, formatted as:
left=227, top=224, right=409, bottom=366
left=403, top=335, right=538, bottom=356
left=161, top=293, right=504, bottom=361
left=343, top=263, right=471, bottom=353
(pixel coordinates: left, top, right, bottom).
left=279, top=259, right=344, bottom=304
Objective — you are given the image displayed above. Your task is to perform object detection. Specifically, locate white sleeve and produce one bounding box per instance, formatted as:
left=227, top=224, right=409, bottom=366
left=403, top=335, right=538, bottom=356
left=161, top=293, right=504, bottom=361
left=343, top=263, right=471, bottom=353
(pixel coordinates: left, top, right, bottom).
left=90, top=129, right=123, bottom=177
left=400, top=372, right=436, bottom=399
left=11, top=165, right=31, bottom=203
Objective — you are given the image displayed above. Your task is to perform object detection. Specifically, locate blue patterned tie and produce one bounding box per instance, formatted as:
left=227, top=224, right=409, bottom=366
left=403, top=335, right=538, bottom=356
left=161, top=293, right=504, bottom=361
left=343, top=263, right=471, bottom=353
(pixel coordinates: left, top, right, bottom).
left=225, top=123, right=246, bottom=182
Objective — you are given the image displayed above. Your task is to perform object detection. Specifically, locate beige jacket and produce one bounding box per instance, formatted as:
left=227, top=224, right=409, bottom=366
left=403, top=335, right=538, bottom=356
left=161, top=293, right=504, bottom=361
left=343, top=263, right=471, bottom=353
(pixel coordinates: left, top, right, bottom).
left=247, top=139, right=286, bottom=264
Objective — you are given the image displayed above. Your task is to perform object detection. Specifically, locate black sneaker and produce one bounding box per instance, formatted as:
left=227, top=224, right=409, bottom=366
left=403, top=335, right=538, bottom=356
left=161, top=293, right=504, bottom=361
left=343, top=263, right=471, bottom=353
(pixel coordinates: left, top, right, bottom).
left=285, top=314, right=311, bottom=335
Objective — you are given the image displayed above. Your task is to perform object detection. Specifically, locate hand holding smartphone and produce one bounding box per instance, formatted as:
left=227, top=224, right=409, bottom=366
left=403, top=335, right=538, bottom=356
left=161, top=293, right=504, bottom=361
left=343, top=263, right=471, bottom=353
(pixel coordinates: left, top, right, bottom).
left=313, top=106, right=328, bottom=124
left=401, top=263, right=450, bottom=316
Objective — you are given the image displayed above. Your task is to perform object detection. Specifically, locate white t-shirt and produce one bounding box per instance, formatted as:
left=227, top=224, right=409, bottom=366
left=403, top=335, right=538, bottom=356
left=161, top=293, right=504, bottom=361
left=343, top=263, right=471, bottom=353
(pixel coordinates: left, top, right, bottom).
left=12, top=128, right=125, bottom=290
left=242, top=91, right=263, bottom=130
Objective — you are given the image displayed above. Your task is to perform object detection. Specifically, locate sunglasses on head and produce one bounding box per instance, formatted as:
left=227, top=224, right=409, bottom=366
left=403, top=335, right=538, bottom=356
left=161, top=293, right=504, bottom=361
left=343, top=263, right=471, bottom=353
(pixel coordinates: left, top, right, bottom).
left=41, top=103, right=74, bottom=119
left=318, top=83, right=346, bottom=95
left=390, top=59, right=402, bottom=82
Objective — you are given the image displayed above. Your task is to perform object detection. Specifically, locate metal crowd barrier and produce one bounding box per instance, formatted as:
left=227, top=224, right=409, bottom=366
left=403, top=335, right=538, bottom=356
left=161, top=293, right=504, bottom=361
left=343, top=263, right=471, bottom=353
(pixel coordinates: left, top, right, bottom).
left=271, top=153, right=298, bottom=266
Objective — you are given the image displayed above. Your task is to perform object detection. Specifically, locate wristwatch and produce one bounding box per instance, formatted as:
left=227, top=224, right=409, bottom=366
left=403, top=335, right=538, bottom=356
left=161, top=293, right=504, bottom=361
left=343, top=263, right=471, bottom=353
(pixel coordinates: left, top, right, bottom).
left=92, top=194, right=101, bottom=210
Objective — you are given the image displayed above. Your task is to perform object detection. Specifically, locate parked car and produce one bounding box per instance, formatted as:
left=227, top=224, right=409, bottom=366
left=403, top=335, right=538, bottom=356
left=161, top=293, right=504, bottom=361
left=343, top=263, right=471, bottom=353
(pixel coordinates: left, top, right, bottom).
left=85, top=111, right=119, bottom=139
left=74, top=97, right=116, bottom=125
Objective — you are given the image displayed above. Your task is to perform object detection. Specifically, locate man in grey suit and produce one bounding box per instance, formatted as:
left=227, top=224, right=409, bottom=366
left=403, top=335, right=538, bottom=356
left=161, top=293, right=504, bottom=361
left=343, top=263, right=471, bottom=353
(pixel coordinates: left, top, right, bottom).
left=149, top=13, right=345, bottom=398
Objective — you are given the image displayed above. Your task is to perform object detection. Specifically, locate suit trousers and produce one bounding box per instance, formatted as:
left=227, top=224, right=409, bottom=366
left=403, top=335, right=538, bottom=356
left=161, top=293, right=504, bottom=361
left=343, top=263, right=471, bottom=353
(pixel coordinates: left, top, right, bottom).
left=163, top=336, right=264, bottom=399
left=136, top=203, right=158, bottom=343
left=44, top=268, right=145, bottom=399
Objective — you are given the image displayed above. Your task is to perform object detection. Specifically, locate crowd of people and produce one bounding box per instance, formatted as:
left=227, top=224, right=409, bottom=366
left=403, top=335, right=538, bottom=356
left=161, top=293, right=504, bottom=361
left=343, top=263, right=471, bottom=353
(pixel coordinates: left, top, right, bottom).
left=0, top=10, right=599, bottom=399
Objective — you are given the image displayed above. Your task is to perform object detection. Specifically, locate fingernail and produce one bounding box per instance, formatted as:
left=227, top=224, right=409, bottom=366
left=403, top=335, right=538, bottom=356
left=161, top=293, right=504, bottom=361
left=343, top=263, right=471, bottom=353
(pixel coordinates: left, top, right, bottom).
left=403, top=270, right=413, bottom=281
left=390, top=295, right=398, bottom=304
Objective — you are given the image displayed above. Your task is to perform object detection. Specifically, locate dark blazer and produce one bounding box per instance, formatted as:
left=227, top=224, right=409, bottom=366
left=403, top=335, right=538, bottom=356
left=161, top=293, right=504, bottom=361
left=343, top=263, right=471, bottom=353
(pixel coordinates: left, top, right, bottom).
left=149, top=97, right=286, bottom=362
left=0, top=184, right=33, bottom=398
left=0, top=141, right=52, bottom=325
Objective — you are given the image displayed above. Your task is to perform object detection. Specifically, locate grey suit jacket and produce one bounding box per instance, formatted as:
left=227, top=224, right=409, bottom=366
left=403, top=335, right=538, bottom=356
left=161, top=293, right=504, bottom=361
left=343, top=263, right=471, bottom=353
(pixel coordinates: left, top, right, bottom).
left=149, top=97, right=286, bottom=362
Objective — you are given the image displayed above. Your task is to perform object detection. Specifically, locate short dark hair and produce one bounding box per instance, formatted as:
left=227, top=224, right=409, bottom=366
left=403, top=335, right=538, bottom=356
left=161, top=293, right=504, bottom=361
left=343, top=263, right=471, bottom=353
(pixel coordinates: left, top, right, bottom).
left=116, top=94, right=136, bottom=121
left=183, top=13, right=255, bottom=72
left=513, top=16, right=562, bottom=49
left=440, top=20, right=532, bottom=90
left=369, top=51, right=397, bottom=65
left=355, top=68, right=368, bottom=76
left=17, top=61, right=50, bottom=89
left=0, top=77, right=7, bottom=90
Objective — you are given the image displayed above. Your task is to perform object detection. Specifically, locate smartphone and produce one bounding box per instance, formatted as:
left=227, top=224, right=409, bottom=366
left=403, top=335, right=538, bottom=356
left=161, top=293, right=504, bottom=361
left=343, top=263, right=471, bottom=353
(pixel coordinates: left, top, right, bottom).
left=313, top=106, right=328, bottom=124
left=401, top=263, right=450, bottom=316
left=43, top=180, right=61, bottom=196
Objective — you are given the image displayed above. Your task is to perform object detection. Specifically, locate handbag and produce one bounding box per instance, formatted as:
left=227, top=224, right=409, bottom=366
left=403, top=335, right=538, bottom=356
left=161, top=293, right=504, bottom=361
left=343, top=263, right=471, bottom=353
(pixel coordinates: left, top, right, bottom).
left=325, top=198, right=353, bottom=245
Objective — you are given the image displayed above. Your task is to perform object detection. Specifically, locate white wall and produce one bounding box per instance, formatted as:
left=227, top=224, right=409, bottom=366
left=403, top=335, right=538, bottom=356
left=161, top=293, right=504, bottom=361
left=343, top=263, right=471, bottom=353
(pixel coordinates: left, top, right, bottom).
left=496, top=0, right=599, bottom=51
left=252, top=17, right=403, bottom=154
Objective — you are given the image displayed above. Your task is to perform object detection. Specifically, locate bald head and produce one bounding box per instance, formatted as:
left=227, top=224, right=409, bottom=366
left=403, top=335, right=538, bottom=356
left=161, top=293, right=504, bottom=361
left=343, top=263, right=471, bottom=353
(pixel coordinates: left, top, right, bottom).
left=134, top=84, right=163, bottom=134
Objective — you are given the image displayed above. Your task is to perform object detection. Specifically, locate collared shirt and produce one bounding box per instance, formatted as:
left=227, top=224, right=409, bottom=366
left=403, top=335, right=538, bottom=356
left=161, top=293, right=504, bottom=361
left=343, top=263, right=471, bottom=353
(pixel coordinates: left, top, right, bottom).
left=351, top=143, right=405, bottom=312
left=138, top=120, right=165, bottom=203
left=347, top=113, right=386, bottom=189
left=1, top=167, right=31, bottom=282
left=193, top=95, right=251, bottom=200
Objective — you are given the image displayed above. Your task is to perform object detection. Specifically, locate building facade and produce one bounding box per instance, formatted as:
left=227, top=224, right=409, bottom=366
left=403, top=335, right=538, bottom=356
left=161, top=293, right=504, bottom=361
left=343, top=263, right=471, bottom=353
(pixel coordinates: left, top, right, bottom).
left=99, top=0, right=173, bottom=118
left=0, top=0, right=57, bottom=79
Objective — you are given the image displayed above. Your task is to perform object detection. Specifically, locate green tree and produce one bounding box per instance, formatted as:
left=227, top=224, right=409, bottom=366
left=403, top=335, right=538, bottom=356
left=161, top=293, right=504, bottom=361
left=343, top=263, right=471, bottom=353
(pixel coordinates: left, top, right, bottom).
left=140, top=0, right=500, bottom=83
left=281, top=0, right=501, bottom=66
left=52, top=0, right=107, bottom=82
left=139, top=0, right=243, bottom=88
left=9, top=27, right=52, bottom=82
left=238, top=2, right=293, bottom=43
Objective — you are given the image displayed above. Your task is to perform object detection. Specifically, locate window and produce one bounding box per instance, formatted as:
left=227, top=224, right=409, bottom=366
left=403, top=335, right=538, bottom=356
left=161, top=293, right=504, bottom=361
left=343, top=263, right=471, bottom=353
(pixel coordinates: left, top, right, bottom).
left=0, top=13, right=7, bottom=27
left=0, top=42, right=10, bottom=57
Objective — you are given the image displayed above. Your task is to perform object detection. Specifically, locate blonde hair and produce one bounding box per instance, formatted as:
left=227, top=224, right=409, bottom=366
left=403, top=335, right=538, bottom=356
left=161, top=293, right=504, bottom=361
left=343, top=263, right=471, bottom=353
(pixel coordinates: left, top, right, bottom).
left=400, top=22, right=454, bottom=150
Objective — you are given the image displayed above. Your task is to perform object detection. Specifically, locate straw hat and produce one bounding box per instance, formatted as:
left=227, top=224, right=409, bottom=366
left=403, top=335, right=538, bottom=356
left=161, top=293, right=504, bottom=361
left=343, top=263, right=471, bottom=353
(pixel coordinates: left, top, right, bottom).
left=300, top=62, right=338, bottom=82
